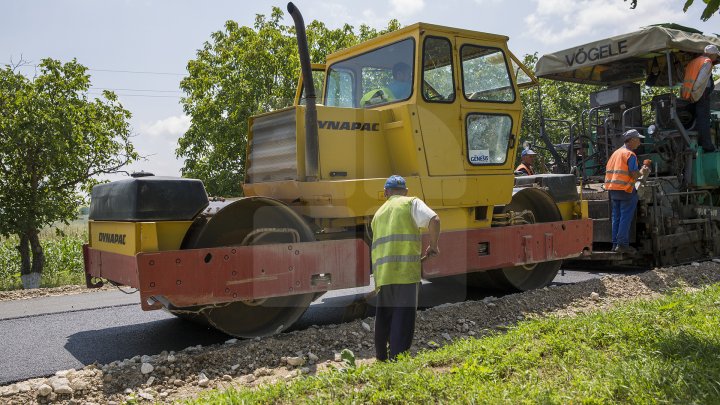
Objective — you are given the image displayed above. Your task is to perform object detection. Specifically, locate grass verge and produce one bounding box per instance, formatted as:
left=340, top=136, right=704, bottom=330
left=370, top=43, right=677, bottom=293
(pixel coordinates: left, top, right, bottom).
left=0, top=224, right=87, bottom=290
left=190, top=283, right=720, bottom=404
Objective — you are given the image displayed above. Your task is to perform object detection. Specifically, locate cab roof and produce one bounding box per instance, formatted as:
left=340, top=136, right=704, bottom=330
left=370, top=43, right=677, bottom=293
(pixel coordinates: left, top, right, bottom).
left=325, top=22, right=510, bottom=65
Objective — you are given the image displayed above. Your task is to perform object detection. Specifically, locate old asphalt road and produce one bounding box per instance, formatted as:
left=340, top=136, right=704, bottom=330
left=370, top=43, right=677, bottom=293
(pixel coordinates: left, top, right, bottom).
left=0, top=269, right=621, bottom=385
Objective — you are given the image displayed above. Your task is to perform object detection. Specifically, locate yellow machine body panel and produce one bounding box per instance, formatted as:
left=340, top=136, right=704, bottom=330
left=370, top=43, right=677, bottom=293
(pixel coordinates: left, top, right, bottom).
left=89, top=221, right=193, bottom=256
left=244, top=23, right=539, bottom=230
left=556, top=200, right=589, bottom=221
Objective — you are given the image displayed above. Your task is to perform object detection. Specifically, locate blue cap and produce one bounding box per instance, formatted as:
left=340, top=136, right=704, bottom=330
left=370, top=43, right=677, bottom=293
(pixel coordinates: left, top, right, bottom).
left=384, top=175, right=407, bottom=190
left=521, top=148, right=537, bottom=157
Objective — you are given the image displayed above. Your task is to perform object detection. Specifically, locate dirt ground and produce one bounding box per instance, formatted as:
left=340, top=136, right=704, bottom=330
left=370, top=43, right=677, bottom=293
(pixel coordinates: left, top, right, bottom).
left=1, top=262, right=719, bottom=404
left=0, top=285, right=114, bottom=302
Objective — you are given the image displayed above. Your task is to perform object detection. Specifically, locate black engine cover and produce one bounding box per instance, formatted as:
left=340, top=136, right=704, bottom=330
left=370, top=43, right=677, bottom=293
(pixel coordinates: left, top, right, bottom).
left=514, top=174, right=578, bottom=203
left=89, top=177, right=209, bottom=221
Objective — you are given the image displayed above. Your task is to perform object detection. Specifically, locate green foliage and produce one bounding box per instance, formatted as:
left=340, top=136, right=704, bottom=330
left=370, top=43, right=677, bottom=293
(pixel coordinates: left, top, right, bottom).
left=189, top=284, right=720, bottom=404
left=340, top=348, right=356, bottom=369
left=0, top=227, right=86, bottom=290
left=0, top=58, right=136, bottom=280
left=682, top=0, right=720, bottom=21
left=518, top=53, right=597, bottom=171
left=626, top=0, right=719, bottom=21
left=178, top=7, right=400, bottom=196
left=0, top=59, right=136, bottom=237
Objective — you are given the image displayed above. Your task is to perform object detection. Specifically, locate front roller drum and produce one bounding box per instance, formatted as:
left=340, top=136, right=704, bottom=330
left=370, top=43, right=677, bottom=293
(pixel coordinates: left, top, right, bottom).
left=168, top=197, right=320, bottom=338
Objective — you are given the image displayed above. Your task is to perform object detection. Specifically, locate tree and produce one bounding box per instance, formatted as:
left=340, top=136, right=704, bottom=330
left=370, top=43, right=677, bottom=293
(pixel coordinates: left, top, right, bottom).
left=178, top=7, right=400, bottom=196
left=625, top=0, right=719, bottom=21
left=0, top=59, right=136, bottom=289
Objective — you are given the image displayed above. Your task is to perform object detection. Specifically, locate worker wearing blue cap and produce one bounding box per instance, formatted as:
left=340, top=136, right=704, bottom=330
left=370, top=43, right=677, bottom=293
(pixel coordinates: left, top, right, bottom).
left=371, top=174, right=440, bottom=361
left=604, top=129, right=650, bottom=254
left=515, top=148, right=537, bottom=175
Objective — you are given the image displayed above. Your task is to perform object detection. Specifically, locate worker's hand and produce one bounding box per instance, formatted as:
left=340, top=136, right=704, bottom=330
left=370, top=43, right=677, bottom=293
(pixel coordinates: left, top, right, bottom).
left=640, top=165, right=650, bottom=177
left=425, top=245, right=439, bottom=259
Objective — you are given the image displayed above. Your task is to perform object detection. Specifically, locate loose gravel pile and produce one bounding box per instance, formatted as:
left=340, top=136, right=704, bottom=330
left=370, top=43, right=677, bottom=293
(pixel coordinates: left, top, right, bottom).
left=2, top=262, right=720, bottom=404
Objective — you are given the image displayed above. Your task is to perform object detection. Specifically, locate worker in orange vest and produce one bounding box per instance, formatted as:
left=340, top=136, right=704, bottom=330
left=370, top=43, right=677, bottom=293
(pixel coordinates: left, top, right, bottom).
left=515, top=148, right=536, bottom=175
left=604, top=129, right=650, bottom=254
left=681, top=44, right=719, bottom=152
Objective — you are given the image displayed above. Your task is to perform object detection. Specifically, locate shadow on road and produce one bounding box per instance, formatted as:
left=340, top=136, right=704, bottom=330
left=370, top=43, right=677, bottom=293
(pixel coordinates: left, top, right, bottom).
left=64, top=317, right=229, bottom=365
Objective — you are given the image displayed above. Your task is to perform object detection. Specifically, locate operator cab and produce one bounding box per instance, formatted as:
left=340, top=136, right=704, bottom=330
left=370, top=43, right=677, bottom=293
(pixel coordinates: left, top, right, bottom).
left=288, top=23, right=538, bottom=184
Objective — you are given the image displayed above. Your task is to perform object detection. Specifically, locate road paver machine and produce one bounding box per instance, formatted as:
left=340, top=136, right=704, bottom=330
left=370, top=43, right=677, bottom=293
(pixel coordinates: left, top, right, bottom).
left=535, top=25, right=720, bottom=267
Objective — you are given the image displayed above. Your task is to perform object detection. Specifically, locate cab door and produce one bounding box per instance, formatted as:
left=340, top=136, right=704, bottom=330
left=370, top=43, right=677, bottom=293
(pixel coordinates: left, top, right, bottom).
left=416, top=33, right=463, bottom=176
left=456, top=37, right=522, bottom=174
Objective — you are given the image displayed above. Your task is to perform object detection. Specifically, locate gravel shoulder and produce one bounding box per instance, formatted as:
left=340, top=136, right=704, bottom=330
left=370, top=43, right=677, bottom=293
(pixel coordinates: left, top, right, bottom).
left=0, top=285, right=115, bottom=302
left=1, top=262, right=719, bottom=404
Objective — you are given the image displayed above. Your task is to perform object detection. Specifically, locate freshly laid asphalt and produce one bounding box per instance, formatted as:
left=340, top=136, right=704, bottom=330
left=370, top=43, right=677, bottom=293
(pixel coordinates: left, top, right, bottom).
left=0, top=269, right=615, bottom=385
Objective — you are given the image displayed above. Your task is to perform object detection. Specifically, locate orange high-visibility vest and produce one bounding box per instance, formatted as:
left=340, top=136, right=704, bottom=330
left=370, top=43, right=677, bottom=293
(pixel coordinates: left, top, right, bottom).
left=515, top=163, right=534, bottom=175
left=681, top=55, right=712, bottom=102
left=605, top=147, right=636, bottom=193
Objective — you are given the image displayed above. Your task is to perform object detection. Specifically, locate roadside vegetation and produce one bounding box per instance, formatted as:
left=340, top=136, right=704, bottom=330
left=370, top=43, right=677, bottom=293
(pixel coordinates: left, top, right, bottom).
left=0, top=223, right=86, bottom=290
left=191, top=283, right=720, bottom=404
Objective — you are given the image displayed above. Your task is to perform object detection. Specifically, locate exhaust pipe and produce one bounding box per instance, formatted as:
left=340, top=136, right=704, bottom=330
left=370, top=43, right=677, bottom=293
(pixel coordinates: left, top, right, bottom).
left=287, top=2, right=319, bottom=181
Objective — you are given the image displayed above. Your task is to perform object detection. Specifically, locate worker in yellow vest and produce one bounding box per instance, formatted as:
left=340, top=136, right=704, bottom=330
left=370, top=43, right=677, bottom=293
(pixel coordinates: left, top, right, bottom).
left=681, top=44, right=719, bottom=152
left=371, top=175, right=440, bottom=361
left=515, top=148, right=537, bottom=175
left=604, top=130, right=650, bottom=254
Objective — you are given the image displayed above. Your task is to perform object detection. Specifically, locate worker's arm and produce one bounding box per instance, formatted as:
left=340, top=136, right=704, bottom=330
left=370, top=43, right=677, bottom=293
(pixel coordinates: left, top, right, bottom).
left=411, top=199, right=441, bottom=257
left=628, top=154, right=643, bottom=180
left=695, top=62, right=713, bottom=92
left=425, top=215, right=440, bottom=257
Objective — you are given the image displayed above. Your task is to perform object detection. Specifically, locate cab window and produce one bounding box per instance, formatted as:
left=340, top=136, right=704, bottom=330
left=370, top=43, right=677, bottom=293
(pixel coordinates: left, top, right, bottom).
left=325, top=69, right=354, bottom=108
left=298, top=70, right=326, bottom=105
left=325, top=38, right=415, bottom=108
left=466, top=113, right=512, bottom=165
left=422, top=36, right=455, bottom=103
left=461, top=45, right=515, bottom=103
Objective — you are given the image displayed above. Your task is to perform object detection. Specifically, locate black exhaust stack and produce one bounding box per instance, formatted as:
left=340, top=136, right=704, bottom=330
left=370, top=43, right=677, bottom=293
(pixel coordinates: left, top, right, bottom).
left=287, top=2, right=319, bottom=181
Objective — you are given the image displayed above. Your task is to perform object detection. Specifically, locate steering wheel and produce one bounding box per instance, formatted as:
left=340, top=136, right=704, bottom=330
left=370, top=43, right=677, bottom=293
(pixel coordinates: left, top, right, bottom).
left=423, top=81, right=444, bottom=101
left=361, top=88, right=393, bottom=107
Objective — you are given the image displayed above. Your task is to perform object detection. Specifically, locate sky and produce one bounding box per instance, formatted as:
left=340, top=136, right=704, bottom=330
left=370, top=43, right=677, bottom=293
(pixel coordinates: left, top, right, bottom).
left=1, top=0, right=718, bottom=180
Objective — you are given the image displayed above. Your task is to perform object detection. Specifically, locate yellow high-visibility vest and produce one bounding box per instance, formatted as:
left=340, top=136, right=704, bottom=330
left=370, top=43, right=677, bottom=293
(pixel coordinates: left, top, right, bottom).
left=681, top=55, right=712, bottom=102
left=371, top=195, right=421, bottom=288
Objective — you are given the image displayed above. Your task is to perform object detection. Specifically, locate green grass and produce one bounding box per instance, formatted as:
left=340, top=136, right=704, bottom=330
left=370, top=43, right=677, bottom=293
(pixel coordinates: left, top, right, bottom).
left=0, top=223, right=87, bottom=290
left=190, top=284, right=720, bottom=404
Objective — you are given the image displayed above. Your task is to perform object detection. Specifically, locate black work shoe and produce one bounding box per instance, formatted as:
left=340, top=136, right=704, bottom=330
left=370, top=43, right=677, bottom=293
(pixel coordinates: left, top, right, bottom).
left=615, top=245, right=637, bottom=254
left=612, top=245, right=618, bottom=252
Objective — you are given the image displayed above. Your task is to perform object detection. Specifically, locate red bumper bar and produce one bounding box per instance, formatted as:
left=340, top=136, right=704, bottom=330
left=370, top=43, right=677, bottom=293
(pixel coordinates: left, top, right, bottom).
left=84, top=239, right=370, bottom=310
left=83, top=219, right=591, bottom=309
left=421, top=219, right=592, bottom=278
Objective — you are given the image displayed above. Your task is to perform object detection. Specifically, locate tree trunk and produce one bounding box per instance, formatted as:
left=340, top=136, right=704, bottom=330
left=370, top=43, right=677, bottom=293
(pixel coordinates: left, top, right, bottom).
left=29, top=229, right=45, bottom=275
left=17, top=231, right=43, bottom=289
left=17, top=233, right=31, bottom=275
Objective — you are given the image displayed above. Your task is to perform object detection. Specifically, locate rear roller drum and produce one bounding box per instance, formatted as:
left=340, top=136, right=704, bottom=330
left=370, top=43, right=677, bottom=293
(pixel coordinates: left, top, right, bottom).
left=467, top=188, right=563, bottom=291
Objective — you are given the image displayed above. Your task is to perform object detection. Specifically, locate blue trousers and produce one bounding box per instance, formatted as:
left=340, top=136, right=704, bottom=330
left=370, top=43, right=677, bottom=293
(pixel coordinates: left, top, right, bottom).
left=610, top=190, right=638, bottom=247
left=374, top=283, right=419, bottom=361
left=694, top=86, right=714, bottom=151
